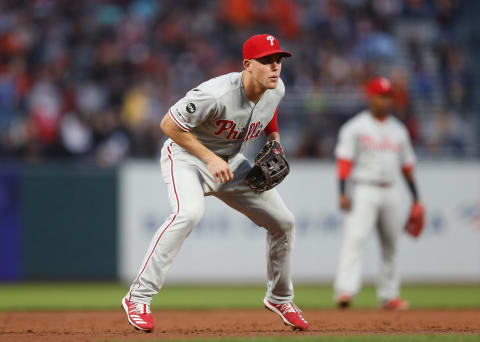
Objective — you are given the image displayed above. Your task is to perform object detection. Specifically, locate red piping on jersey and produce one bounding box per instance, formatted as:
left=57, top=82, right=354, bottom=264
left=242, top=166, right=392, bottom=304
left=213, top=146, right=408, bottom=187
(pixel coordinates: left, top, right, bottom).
left=169, top=109, right=191, bottom=132
left=337, top=158, right=353, bottom=180
left=128, top=142, right=180, bottom=302
left=264, top=108, right=279, bottom=136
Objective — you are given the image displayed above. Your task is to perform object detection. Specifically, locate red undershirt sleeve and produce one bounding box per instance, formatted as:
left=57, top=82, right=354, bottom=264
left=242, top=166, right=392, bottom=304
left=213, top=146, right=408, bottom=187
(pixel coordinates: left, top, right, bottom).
left=264, top=108, right=279, bottom=136
left=337, top=158, right=353, bottom=180
left=401, top=164, right=414, bottom=176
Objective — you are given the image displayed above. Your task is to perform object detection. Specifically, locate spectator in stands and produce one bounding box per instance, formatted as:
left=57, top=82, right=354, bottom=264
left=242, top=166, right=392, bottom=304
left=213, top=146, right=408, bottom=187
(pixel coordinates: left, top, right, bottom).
left=0, top=0, right=475, bottom=163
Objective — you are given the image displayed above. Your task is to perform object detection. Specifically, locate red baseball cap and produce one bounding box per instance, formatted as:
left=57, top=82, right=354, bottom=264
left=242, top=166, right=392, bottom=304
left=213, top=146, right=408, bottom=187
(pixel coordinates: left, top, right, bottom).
left=243, top=34, right=292, bottom=60
left=365, top=77, right=393, bottom=96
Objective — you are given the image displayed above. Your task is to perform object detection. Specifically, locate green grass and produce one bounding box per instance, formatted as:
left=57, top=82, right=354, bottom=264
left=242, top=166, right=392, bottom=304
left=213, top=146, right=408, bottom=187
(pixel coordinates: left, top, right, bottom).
left=0, top=283, right=479, bottom=311
left=158, top=337, right=480, bottom=342
left=160, top=337, right=480, bottom=342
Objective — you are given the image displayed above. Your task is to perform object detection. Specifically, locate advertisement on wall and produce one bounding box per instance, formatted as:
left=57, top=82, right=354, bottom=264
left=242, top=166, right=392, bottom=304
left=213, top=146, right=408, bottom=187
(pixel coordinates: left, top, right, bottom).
left=119, top=161, right=480, bottom=284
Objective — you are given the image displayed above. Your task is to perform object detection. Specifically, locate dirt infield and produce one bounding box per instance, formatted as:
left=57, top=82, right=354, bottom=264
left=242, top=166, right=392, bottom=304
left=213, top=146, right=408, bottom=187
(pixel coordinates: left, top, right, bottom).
left=1, top=309, right=479, bottom=342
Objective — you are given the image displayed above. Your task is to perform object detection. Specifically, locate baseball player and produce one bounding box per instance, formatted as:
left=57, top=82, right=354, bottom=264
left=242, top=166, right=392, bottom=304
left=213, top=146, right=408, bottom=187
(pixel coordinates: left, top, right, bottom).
left=333, top=77, right=423, bottom=310
left=121, top=34, right=309, bottom=332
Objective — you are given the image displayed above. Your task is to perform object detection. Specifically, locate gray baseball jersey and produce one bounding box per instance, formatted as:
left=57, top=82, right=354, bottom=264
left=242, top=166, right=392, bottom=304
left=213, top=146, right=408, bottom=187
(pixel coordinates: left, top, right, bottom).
left=335, top=110, right=416, bottom=183
left=169, top=72, right=284, bottom=156
left=126, top=71, right=296, bottom=307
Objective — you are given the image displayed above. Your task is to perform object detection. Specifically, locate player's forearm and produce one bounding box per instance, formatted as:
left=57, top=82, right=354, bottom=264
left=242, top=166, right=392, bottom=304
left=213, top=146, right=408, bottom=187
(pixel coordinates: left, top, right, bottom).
left=404, top=177, right=419, bottom=202
left=339, top=179, right=346, bottom=196
left=174, top=131, right=218, bottom=163
left=402, top=167, right=419, bottom=202
left=337, top=158, right=353, bottom=197
left=160, top=114, right=217, bottom=163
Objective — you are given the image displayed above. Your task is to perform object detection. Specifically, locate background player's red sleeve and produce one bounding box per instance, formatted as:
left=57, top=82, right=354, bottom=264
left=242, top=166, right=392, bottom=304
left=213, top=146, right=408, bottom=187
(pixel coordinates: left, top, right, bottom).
left=402, top=164, right=414, bottom=176
left=264, top=108, right=279, bottom=136
left=337, top=158, right=353, bottom=180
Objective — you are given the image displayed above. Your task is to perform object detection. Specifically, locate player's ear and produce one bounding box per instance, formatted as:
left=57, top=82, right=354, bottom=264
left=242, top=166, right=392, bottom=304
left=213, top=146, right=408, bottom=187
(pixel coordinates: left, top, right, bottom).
left=243, top=59, right=252, bottom=71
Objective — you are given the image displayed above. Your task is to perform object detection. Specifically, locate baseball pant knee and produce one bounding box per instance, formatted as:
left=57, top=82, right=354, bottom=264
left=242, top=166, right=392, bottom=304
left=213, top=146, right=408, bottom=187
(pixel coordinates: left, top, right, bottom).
left=347, top=234, right=367, bottom=253
left=175, top=203, right=204, bottom=234
left=268, top=210, right=295, bottom=236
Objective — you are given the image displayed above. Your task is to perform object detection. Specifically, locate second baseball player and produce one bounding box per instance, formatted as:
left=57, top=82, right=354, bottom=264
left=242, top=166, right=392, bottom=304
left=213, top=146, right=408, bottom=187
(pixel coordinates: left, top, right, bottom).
left=334, top=77, right=423, bottom=310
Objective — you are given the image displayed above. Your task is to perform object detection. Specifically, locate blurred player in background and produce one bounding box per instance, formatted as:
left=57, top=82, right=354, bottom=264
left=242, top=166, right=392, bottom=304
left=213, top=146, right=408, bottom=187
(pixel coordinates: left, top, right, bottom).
left=333, top=77, right=423, bottom=310
left=121, top=34, right=309, bottom=332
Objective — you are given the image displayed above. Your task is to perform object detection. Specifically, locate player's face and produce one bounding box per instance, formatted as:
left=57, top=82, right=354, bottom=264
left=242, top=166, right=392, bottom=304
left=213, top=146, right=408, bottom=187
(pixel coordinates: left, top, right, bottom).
left=370, top=94, right=393, bottom=116
left=249, top=54, right=283, bottom=89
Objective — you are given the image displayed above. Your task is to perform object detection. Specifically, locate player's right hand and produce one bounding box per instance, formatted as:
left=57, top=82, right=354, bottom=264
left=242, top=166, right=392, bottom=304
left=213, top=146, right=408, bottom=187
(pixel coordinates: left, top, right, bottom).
left=339, top=195, right=351, bottom=212
left=205, top=155, right=233, bottom=183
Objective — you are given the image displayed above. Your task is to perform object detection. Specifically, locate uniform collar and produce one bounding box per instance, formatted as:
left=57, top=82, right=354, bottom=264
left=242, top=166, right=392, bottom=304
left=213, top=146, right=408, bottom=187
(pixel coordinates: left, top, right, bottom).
left=366, top=110, right=390, bottom=124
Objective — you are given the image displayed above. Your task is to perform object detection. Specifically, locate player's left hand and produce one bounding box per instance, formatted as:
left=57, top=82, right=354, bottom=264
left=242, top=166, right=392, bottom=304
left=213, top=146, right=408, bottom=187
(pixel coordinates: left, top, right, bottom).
left=245, top=140, right=289, bottom=192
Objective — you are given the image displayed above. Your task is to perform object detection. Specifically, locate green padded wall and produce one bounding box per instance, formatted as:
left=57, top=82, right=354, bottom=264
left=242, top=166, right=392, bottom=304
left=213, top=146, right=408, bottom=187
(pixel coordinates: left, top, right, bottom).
left=20, top=164, right=117, bottom=279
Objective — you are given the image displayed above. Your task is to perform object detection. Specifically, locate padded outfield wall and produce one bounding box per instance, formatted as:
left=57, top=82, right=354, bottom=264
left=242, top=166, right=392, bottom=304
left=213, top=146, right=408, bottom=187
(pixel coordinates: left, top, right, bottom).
left=119, top=161, right=480, bottom=284
left=0, top=164, right=117, bottom=281
left=1, top=161, right=478, bottom=282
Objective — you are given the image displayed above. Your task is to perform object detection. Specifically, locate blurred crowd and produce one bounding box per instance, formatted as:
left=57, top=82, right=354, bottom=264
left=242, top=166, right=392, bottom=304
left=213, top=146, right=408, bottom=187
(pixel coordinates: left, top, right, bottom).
left=0, top=0, right=476, bottom=165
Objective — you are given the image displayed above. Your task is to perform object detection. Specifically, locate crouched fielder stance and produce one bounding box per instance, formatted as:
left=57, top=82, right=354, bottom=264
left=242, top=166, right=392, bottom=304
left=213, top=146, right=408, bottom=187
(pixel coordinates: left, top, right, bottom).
left=334, top=77, right=424, bottom=310
left=122, top=34, right=309, bottom=332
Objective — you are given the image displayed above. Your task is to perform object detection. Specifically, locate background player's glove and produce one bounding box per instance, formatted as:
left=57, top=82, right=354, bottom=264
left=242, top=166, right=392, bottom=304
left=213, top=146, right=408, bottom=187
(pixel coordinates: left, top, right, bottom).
left=245, top=140, right=289, bottom=192
left=405, top=202, right=425, bottom=238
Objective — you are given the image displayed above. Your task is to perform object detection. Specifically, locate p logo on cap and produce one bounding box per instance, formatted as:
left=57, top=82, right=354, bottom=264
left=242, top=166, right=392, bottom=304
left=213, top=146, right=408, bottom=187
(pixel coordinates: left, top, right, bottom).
left=266, top=35, right=275, bottom=46
left=365, top=77, right=394, bottom=96
left=243, top=34, right=292, bottom=60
